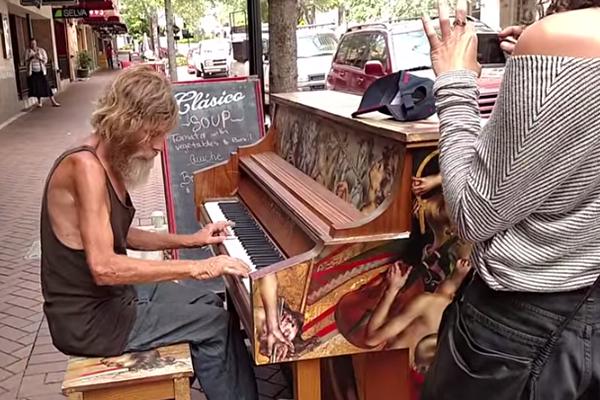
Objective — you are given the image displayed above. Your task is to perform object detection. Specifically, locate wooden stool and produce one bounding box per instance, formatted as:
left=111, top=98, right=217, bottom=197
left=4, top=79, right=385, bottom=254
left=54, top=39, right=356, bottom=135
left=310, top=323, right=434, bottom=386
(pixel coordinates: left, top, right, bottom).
left=61, top=344, right=194, bottom=400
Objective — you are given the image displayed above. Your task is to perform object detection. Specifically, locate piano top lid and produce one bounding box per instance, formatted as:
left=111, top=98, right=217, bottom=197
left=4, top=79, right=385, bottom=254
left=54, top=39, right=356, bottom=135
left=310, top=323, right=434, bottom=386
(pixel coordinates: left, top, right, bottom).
left=271, top=91, right=441, bottom=144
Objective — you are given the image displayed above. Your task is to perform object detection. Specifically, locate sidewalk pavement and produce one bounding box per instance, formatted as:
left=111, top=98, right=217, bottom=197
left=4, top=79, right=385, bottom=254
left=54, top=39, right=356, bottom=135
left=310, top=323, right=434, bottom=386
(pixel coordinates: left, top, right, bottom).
left=0, top=70, right=290, bottom=400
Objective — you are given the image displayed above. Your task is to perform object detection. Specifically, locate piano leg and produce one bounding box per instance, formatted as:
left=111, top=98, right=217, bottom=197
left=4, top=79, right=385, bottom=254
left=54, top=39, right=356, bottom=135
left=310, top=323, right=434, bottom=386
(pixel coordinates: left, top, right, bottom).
left=293, top=358, right=321, bottom=400
left=353, top=350, right=410, bottom=400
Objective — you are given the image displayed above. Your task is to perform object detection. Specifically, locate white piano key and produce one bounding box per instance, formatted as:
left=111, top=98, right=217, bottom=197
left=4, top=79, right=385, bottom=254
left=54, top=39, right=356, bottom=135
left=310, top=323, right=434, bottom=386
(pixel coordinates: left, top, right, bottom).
left=205, top=201, right=257, bottom=277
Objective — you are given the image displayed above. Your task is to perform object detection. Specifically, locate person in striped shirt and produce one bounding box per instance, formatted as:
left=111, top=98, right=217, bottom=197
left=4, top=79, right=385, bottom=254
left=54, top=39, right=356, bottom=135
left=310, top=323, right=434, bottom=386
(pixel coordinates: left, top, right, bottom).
left=419, top=1, right=600, bottom=399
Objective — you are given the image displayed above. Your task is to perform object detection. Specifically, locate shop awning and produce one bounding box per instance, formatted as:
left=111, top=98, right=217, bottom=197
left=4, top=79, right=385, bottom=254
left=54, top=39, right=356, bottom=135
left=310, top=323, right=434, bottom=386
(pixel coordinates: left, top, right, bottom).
left=83, top=16, right=127, bottom=34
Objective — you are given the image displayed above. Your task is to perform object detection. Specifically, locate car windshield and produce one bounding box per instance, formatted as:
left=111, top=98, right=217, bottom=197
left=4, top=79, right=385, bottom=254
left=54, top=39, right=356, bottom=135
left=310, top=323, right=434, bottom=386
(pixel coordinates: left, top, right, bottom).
left=201, top=41, right=229, bottom=54
left=391, top=31, right=432, bottom=71
left=297, top=33, right=338, bottom=58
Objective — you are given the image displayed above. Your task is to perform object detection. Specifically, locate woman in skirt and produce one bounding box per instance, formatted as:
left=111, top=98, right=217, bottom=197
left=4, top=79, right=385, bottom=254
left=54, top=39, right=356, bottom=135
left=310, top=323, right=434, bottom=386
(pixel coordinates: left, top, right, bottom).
left=25, top=39, right=60, bottom=108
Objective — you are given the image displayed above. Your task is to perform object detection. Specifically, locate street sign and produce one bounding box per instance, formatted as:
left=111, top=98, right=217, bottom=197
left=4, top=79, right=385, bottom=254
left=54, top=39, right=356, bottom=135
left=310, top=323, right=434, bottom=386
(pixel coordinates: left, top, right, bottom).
left=53, top=7, right=89, bottom=18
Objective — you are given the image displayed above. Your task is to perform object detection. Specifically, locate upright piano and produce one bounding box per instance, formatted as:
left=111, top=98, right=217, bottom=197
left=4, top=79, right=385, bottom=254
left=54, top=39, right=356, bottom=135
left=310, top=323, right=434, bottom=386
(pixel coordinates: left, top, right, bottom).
left=193, top=90, right=470, bottom=400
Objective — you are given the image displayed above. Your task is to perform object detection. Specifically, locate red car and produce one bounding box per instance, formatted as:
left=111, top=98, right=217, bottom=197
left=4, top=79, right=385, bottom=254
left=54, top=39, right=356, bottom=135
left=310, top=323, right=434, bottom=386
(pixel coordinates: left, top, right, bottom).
left=326, top=17, right=505, bottom=118
left=186, top=47, right=197, bottom=75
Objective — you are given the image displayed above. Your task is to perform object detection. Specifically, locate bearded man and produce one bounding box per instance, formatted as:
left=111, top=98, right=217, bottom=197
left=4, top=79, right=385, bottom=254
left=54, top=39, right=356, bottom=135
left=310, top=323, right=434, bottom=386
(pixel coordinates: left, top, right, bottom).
left=40, top=66, right=258, bottom=400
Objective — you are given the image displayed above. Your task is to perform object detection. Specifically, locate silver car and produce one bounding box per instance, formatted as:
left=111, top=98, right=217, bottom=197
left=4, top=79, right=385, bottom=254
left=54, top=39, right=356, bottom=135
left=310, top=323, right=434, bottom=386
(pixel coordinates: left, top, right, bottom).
left=263, top=29, right=339, bottom=103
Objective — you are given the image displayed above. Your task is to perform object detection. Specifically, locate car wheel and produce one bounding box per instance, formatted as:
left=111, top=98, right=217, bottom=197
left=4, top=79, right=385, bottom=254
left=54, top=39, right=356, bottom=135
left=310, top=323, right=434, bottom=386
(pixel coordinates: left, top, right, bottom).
left=195, top=69, right=201, bottom=78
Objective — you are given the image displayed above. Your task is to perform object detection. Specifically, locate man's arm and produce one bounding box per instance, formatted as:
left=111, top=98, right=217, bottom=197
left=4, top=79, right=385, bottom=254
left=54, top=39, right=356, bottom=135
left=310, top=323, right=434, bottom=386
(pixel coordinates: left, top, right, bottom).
left=127, top=219, right=232, bottom=251
left=72, top=154, right=247, bottom=285
left=127, top=227, right=195, bottom=251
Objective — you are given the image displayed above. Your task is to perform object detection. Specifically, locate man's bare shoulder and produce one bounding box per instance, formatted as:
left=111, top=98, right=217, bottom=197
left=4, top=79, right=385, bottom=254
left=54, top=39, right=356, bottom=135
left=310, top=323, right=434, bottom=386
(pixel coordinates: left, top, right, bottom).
left=515, top=9, right=600, bottom=58
left=61, top=151, right=106, bottom=185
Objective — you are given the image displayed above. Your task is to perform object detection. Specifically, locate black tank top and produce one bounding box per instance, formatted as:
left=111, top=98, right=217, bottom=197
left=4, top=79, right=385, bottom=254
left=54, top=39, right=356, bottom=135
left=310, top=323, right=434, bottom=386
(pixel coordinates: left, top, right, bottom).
left=41, top=145, right=137, bottom=357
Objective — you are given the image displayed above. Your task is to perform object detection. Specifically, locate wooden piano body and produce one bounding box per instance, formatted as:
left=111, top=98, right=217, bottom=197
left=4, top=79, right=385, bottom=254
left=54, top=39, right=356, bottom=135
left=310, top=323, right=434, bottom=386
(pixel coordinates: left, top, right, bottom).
left=193, top=91, right=472, bottom=400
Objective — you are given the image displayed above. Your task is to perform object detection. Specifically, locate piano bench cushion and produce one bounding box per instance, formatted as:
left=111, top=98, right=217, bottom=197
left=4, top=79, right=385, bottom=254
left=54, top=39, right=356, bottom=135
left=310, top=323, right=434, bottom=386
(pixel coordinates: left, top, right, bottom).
left=61, top=344, right=194, bottom=398
left=242, top=152, right=364, bottom=226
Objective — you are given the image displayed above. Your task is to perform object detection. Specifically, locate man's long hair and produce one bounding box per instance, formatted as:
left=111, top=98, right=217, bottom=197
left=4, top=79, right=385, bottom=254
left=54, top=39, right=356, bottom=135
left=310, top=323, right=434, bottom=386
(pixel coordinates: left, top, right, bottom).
left=91, top=65, right=178, bottom=148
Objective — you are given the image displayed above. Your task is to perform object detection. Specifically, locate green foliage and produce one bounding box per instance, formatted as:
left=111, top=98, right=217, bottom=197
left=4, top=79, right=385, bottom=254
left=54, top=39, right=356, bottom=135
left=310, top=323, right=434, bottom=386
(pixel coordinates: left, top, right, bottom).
left=120, top=0, right=161, bottom=41
left=77, top=50, right=92, bottom=69
left=343, top=0, right=439, bottom=23
left=175, top=55, right=187, bottom=66
left=120, top=0, right=208, bottom=41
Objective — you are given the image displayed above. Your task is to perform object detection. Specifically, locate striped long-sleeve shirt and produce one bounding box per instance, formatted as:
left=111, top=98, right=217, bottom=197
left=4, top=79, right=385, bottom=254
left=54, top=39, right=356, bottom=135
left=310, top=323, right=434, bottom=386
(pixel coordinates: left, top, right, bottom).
left=434, top=55, right=600, bottom=292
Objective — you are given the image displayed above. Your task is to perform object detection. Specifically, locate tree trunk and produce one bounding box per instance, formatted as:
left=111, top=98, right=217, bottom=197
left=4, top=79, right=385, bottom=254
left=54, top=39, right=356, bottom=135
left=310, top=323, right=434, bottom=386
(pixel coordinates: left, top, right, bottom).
left=268, top=0, right=298, bottom=94
left=164, top=0, right=178, bottom=81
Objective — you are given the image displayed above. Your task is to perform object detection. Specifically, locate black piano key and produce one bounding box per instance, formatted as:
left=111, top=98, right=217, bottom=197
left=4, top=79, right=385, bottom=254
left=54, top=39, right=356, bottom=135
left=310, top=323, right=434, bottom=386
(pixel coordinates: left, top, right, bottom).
left=217, top=201, right=283, bottom=269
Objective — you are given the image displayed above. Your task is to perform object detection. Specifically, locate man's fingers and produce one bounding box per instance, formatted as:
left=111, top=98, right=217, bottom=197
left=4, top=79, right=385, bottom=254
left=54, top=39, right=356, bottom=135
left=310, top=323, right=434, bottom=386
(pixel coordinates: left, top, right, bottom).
left=421, top=15, right=441, bottom=48
left=206, top=236, right=226, bottom=245
left=438, top=1, right=452, bottom=40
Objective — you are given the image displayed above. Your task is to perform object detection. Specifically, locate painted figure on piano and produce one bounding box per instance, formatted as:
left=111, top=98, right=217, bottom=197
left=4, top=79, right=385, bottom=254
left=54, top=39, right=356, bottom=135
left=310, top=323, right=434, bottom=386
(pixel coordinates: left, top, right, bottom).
left=277, top=110, right=401, bottom=213
left=363, top=258, right=472, bottom=358
left=254, top=274, right=321, bottom=363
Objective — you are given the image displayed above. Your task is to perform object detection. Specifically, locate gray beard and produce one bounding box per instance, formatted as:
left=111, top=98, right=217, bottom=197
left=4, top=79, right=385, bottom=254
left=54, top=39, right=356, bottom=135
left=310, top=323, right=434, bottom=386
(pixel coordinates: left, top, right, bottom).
left=122, top=156, right=155, bottom=191
left=108, top=149, right=155, bottom=191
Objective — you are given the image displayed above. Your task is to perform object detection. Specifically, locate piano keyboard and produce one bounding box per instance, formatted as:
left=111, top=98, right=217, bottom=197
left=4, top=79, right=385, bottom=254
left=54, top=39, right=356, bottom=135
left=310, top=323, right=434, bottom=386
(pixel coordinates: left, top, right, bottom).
left=205, top=201, right=285, bottom=291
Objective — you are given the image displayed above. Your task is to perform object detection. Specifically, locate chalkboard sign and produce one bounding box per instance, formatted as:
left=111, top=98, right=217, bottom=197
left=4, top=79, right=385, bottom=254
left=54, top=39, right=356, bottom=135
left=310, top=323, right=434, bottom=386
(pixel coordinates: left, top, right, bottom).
left=162, top=76, right=264, bottom=292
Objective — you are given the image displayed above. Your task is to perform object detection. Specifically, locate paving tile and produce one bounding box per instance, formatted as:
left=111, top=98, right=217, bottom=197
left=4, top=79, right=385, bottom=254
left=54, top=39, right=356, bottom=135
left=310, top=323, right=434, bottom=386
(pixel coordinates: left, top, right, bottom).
left=0, top=372, right=23, bottom=391
left=31, top=344, right=56, bottom=355
left=0, top=354, right=17, bottom=369
left=0, top=338, right=24, bottom=354
left=44, top=372, right=64, bottom=384
left=257, top=379, right=286, bottom=398
left=28, top=353, right=67, bottom=366
left=0, top=327, right=27, bottom=342
left=191, top=388, right=208, bottom=400
left=18, top=374, right=61, bottom=397
left=23, top=362, right=67, bottom=376
left=4, top=359, right=26, bottom=375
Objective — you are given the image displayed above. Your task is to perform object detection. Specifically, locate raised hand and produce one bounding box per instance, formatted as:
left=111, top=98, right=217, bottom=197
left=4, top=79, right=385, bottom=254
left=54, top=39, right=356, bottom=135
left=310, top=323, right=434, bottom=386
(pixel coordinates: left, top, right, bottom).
left=386, top=262, right=413, bottom=292
left=421, top=0, right=480, bottom=76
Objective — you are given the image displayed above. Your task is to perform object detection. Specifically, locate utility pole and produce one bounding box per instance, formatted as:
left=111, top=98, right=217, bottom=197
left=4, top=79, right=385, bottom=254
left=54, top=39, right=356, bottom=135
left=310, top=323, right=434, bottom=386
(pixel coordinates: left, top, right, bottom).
left=164, top=0, right=178, bottom=81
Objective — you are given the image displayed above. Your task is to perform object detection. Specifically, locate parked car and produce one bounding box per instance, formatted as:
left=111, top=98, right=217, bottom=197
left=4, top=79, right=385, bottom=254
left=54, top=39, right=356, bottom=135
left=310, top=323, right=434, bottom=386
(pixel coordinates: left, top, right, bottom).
left=263, top=28, right=339, bottom=104
left=326, top=17, right=505, bottom=118
left=186, top=47, right=197, bottom=75
left=193, top=39, right=233, bottom=78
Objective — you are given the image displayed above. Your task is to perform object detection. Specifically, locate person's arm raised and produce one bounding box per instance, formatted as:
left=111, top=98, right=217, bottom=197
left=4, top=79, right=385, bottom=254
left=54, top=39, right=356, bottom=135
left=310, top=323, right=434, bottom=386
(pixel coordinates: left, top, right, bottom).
left=72, top=154, right=249, bottom=285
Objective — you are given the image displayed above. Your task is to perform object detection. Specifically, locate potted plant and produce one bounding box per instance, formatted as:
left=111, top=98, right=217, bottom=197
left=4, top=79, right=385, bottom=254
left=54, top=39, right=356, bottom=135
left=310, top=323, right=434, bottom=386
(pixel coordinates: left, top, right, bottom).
left=76, top=50, right=92, bottom=78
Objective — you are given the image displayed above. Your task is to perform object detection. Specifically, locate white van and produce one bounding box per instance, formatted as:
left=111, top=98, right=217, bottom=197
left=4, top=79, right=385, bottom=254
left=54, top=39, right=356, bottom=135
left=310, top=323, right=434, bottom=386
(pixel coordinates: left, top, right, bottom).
left=193, top=39, right=233, bottom=78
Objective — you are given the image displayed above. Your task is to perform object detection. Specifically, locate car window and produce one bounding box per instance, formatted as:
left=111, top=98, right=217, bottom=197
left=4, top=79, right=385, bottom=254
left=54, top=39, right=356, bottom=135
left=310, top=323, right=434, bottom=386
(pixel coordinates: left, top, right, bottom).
left=334, top=33, right=370, bottom=69
left=365, top=33, right=388, bottom=68
left=333, top=35, right=352, bottom=65
left=297, top=33, right=338, bottom=58
left=391, top=31, right=431, bottom=71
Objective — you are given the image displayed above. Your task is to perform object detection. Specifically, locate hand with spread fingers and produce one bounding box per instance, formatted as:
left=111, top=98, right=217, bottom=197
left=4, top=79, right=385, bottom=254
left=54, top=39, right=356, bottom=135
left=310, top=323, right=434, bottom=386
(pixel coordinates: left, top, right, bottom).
left=421, top=0, right=480, bottom=77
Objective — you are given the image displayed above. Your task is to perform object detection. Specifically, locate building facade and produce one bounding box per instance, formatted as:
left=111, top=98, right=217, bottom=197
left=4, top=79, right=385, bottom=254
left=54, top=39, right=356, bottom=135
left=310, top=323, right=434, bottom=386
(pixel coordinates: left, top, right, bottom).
left=0, top=0, right=123, bottom=126
left=0, top=0, right=59, bottom=124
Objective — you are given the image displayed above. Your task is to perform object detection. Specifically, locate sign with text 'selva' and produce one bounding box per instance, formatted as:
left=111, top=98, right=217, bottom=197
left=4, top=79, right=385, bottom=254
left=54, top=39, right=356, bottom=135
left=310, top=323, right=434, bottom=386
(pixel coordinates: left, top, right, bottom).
left=53, top=7, right=89, bottom=19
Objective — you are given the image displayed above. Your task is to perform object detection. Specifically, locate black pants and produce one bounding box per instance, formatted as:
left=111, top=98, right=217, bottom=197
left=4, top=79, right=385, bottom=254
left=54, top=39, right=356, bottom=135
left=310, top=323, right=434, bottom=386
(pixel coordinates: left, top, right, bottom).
left=124, top=282, right=258, bottom=400
left=107, top=57, right=114, bottom=69
left=422, top=274, right=600, bottom=400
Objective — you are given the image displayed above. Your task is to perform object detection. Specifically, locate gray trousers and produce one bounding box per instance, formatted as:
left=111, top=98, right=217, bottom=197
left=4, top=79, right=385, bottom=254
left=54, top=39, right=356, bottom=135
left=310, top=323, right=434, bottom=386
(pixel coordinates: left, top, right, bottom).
left=125, top=282, right=258, bottom=400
